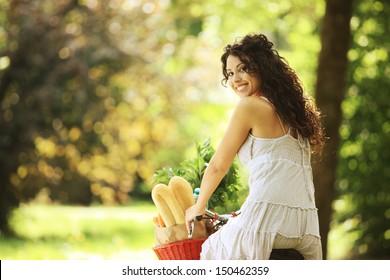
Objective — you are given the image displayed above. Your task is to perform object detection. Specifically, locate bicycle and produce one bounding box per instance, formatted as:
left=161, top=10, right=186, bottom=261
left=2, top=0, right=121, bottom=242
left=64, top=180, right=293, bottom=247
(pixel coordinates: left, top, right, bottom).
left=193, top=209, right=304, bottom=260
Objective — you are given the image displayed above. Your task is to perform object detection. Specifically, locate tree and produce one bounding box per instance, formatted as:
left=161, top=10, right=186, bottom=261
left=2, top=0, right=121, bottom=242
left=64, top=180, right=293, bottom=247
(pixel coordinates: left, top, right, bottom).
left=334, top=0, right=390, bottom=259
left=313, top=0, right=354, bottom=259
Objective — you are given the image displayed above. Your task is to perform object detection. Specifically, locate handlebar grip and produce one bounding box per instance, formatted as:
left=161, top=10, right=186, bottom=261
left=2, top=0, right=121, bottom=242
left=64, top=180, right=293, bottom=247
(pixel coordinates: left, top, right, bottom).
left=195, top=215, right=203, bottom=221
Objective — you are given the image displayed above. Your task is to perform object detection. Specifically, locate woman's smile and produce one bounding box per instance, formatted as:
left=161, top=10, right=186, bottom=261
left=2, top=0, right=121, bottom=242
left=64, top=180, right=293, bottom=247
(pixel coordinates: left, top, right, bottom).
left=236, top=83, right=248, bottom=92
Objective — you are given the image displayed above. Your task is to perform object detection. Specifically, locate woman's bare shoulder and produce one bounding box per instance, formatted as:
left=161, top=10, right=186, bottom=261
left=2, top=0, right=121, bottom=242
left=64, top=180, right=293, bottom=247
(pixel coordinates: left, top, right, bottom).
left=237, top=96, right=274, bottom=117
left=238, top=96, right=286, bottom=137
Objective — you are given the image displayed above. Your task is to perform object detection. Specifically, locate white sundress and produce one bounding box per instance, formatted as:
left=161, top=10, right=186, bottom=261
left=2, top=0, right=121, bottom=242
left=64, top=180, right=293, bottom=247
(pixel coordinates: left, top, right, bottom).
left=200, top=101, right=323, bottom=260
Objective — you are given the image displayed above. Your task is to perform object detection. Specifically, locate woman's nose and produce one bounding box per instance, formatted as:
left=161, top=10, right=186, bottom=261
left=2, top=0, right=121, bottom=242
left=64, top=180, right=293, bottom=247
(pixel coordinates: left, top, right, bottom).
left=233, top=73, right=241, bottom=83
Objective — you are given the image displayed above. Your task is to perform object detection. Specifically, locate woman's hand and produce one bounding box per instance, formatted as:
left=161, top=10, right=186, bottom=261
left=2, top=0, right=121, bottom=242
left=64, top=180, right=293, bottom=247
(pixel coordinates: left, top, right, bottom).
left=185, top=204, right=205, bottom=234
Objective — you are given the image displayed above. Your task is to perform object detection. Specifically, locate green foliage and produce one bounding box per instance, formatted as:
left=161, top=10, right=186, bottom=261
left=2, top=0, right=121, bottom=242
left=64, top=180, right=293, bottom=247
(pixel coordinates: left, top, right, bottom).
left=334, top=0, right=390, bottom=259
left=152, top=139, right=242, bottom=211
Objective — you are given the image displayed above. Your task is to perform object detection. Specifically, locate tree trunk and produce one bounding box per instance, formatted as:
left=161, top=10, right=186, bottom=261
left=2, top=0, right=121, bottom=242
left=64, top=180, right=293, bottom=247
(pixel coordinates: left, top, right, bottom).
left=313, top=0, right=354, bottom=259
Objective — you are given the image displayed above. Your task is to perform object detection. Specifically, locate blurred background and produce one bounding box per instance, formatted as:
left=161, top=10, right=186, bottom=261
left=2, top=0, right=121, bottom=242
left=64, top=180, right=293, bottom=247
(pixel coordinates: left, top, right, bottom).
left=0, top=0, right=388, bottom=260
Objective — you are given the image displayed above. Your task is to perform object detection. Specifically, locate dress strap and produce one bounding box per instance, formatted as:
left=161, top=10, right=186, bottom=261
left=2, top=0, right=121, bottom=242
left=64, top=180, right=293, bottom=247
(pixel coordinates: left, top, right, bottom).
left=260, top=96, right=287, bottom=135
left=276, top=114, right=286, bottom=135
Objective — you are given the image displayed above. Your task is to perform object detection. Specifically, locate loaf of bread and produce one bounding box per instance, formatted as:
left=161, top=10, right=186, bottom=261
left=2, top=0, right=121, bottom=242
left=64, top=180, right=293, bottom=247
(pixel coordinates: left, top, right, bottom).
left=169, top=176, right=195, bottom=213
left=151, top=183, right=185, bottom=226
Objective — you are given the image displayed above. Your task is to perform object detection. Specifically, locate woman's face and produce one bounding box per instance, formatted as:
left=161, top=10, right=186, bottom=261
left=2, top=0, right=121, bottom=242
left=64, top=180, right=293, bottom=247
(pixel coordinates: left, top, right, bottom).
left=226, top=55, right=261, bottom=98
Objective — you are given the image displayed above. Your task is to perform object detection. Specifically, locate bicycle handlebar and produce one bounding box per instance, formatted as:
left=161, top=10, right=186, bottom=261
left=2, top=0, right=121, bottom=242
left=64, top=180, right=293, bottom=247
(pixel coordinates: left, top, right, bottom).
left=196, top=209, right=241, bottom=223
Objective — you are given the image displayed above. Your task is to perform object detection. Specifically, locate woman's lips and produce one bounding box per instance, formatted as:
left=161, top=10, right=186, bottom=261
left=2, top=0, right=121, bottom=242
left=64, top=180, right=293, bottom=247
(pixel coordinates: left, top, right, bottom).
left=236, top=84, right=248, bottom=92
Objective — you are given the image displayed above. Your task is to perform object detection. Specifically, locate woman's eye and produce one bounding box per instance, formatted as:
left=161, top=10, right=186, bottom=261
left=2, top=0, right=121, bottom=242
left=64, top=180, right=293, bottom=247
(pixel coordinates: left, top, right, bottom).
left=239, top=66, right=247, bottom=72
left=227, top=72, right=233, bottom=77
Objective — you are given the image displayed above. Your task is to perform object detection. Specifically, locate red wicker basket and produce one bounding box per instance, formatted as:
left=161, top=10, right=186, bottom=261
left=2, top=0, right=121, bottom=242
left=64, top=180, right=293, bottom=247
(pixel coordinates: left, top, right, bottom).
left=153, top=238, right=207, bottom=260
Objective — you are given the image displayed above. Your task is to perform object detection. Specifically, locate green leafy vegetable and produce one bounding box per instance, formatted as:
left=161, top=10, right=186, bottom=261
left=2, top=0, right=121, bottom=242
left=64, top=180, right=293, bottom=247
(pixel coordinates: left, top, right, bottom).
left=151, top=139, right=241, bottom=210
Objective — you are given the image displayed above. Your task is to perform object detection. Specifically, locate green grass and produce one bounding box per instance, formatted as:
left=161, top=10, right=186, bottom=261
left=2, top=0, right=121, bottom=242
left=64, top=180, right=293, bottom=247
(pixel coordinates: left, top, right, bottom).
left=0, top=202, right=159, bottom=260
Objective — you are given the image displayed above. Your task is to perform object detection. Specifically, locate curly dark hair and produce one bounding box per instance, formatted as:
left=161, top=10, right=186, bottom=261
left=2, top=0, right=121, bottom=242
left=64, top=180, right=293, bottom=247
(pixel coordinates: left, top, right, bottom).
left=221, top=33, right=325, bottom=154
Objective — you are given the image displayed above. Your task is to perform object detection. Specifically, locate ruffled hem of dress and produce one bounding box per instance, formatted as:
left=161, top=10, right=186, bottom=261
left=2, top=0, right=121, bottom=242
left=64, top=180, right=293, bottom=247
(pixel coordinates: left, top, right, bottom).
left=244, top=198, right=318, bottom=211
left=238, top=199, right=321, bottom=236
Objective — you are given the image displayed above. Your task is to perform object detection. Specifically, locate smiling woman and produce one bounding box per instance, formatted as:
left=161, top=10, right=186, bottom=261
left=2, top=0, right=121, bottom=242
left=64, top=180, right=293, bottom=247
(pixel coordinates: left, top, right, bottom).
left=185, top=33, right=325, bottom=260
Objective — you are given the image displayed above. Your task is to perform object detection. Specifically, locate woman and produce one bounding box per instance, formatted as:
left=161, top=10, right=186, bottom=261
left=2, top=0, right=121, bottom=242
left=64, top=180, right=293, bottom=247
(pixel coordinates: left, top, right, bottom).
left=185, top=33, right=324, bottom=260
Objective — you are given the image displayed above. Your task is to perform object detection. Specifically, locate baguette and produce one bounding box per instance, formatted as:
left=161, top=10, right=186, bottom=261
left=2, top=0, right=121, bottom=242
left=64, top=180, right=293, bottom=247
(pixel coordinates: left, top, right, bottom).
left=151, top=183, right=185, bottom=226
left=169, top=176, right=195, bottom=212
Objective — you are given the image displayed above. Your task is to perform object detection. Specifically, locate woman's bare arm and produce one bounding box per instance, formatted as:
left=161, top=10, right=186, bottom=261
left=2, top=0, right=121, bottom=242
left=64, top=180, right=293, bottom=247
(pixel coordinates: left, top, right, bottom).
left=185, top=97, right=257, bottom=230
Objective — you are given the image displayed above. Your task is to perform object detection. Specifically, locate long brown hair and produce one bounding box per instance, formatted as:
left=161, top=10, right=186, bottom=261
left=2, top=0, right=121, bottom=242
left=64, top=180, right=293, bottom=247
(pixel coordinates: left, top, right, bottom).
left=221, top=33, right=325, bottom=154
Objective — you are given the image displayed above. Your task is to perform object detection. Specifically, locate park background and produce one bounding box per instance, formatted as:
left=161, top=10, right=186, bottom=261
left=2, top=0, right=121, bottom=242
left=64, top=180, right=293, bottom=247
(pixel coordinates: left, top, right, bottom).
left=0, top=0, right=388, bottom=260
